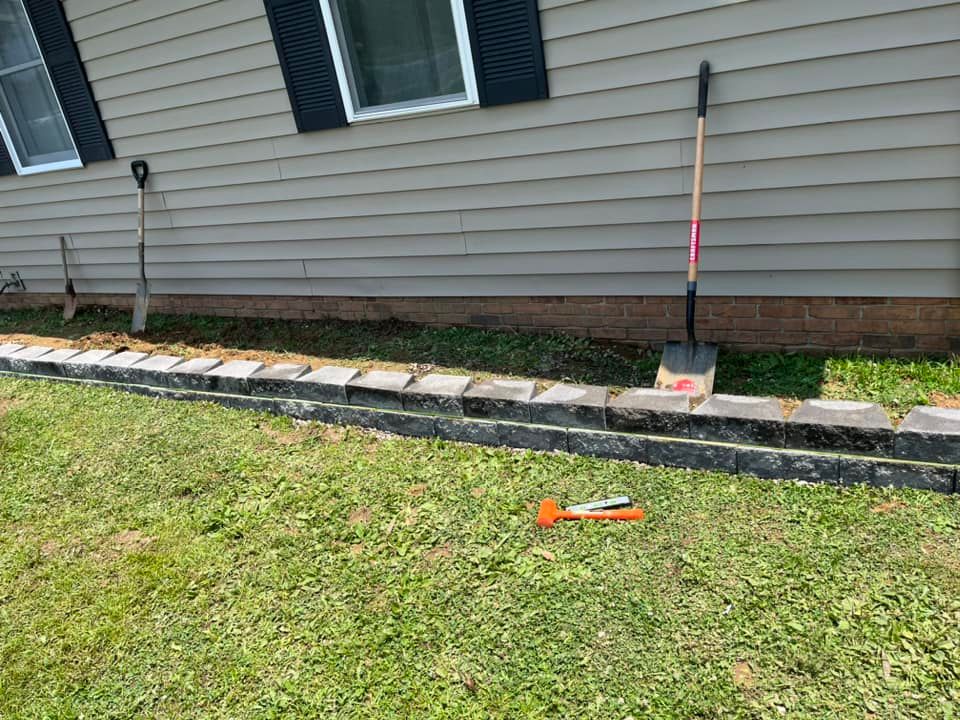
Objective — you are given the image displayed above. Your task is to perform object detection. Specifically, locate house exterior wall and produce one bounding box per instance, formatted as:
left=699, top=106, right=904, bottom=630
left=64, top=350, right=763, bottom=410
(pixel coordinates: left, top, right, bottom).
left=0, top=1, right=958, bottom=337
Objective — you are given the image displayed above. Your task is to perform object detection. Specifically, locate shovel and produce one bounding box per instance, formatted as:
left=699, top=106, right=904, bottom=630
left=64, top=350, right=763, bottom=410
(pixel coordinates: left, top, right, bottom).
left=59, top=236, right=78, bottom=321
left=130, top=160, right=150, bottom=334
left=655, top=61, right=718, bottom=398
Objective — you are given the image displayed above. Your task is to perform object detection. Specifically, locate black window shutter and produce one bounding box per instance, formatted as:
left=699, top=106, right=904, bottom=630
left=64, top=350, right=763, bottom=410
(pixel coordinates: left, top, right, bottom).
left=464, top=0, right=549, bottom=107
left=263, top=0, right=347, bottom=132
left=0, top=136, right=15, bottom=176
left=23, top=0, right=114, bottom=164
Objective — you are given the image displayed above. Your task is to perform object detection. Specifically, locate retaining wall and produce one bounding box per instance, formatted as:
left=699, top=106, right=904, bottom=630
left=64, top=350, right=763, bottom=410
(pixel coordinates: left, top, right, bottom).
left=0, top=342, right=957, bottom=493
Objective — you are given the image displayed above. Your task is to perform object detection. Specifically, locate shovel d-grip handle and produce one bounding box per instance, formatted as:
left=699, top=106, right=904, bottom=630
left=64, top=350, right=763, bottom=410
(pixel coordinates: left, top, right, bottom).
left=131, top=160, right=149, bottom=189
left=536, top=499, right=645, bottom=528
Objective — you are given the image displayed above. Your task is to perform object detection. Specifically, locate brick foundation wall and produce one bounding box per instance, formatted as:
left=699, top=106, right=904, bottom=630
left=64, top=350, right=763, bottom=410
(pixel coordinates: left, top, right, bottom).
left=1, top=293, right=957, bottom=355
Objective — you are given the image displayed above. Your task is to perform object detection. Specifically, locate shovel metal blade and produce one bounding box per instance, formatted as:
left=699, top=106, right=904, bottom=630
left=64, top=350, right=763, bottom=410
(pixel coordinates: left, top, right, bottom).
left=63, top=291, right=78, bottom=321
left=131, top=281, right=149, bottom=333
left=654, top=341, right=718, bottom=398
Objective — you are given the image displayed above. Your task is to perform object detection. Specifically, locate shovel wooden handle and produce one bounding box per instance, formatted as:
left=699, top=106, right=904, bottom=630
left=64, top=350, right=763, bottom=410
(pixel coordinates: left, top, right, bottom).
left=686, top=61, right=710, bottom=343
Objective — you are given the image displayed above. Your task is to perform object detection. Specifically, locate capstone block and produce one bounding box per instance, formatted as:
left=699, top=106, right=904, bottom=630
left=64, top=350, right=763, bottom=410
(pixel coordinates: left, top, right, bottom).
left=895, top=406, right=960, bottom=465
left=463, top=379, right=536, bottom=422
left=606, top=388, right=689, bottom=437
left=691, top=394, right=784, bottom=447
left=787, top=399, right=894, bottom=456
left=530, top=383, right=608, bottom=430
left=247, top=363, right=310, bottom=398
left=402, top=374, right=471, bottom=416
left=295, top=366, right=360, bottom=404
left=346, top=370, right=413, bottom=410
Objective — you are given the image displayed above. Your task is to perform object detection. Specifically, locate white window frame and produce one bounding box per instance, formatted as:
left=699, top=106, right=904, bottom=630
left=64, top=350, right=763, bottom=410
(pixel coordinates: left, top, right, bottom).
left=0, top=0, right=82, bottom=176
left=317, top=0, right=479, bottom=123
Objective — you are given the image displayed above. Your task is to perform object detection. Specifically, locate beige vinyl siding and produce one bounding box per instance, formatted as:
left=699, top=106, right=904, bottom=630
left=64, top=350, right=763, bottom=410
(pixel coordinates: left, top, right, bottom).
left=0, top=0, right=957, bottom=298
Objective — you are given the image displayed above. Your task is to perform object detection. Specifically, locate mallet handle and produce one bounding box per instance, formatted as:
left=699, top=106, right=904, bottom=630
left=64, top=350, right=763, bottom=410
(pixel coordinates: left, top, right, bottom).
left=559, top=508, right=646, bottom=522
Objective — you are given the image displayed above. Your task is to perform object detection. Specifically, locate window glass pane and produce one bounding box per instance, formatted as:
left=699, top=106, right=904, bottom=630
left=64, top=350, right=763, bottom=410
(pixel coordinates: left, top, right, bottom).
left=0, top=0, right=40, bottom=68
left=0, top=0, right=78, bottom=170
left=0, top=65, right=75, bottom=166
left=332, top=0, right=466, bottom=112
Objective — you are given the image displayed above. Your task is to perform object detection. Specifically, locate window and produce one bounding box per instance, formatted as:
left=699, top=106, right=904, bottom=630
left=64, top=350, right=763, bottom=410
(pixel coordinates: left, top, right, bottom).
left=0, top=0, right=80, bottom=174
left=318, top=0, right=478, bottom=122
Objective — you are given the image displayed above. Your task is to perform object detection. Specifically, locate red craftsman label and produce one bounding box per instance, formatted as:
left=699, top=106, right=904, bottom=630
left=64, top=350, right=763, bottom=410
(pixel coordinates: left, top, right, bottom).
left=688, top=220, right=701, bottom=263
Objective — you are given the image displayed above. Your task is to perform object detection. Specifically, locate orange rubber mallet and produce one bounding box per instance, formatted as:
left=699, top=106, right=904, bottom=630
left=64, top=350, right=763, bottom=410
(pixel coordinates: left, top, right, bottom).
left=536, top=499, right=645, bottom=528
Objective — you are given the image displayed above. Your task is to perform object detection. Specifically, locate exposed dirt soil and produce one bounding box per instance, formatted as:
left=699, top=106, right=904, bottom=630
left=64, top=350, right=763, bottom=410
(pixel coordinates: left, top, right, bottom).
left=929, top=392, right=960, bottom=410
left=99, top=530, right=157, bottom=559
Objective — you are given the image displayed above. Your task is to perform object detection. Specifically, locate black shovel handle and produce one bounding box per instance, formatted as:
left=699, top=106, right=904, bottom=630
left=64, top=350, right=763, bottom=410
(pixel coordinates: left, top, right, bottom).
left=131, top=160, right=149, bottom=189
left=697, top=61, right=710, bottom=118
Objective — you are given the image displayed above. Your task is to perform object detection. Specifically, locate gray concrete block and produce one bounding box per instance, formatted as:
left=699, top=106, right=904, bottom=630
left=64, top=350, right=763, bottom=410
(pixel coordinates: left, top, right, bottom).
left=63, top=350, right=117, bottom=379
left=346, top=370, right=413, bottom=410
left=0, top=343, right=24, bottom=357
left=839, top=457, right=955, bottom=494
left=606, top=388, right=689, bottom=437
left=568, top=429, right=647, bottom=463
left=737, top=447, right=839, bottom=484
left=247, top=363, right=311, bottom=398
left=497, top=422, right=568, bottom=452
left=87, top=351, right=151, bottom=383
left=14, top=348, right=83, bottom=377
left=435, top=417, right=500, bottom=446
left=463, top=379, right=536, bottom=422
left=295, top=366, right=360, bottom=404
left=274, top=398, right=332, bottom=422
left=124, top=355, right=185, bottom=386
left=163, top=358, right=224, bottom=390
left=691, top=394, right=784, bottom=447
left=787, top=399, right=894, bottom=456
left=4, top=346, right=54, bottom=373
left=646, top=437, right=738, bottom=473
left=274, top=399, right=433, bottom=439
left=402, top=374, right=472, bottom=416
left=125, top=384, right=205, bottom=403
left=530, top=383, right=608, bottom=430
left=895, top=406, right=960, bottom=465
left=213, top=394, right=279, bottom=414
left=204, top=360, right=265, bottom=394
left=352, top=408, right=436, bottom=438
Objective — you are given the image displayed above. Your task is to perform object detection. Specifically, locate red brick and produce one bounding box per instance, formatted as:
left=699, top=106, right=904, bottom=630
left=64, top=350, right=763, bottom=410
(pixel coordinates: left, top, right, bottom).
left=587, top=304, right=627, bottom=317
left=920, top=307, right=960, bottom=321
left=917, top=335, right=950, bottom=351
left=782, top=296, right=833, bottom=305
left=861, top=306, right=918, bottom=321
left=736, top=318, right=797, bottom=332
left=759, top=305, right=807, bottom=318
left=589, top=327, right=627, bottom=340
left=626, top=304, right=669, bottom=318
left=815, top=334, right=861, bottom=347
left=836, top=297, right=888, bottom=305
left=889, top=321, right=945, bottom=335
left=836, top=320, right=888, bottom=334
left=802, top=319, right=835, bottom=333
left=892, top=298, right=944, bottom=305
left=711, top=304, right=758, bottom=318
left=809, top=305, right=860, bottom=319
left=627, top=329, right=668, bottom=342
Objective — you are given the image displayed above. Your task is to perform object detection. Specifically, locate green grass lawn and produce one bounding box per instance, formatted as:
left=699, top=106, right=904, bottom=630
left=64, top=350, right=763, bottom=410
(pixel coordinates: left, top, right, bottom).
left=0, top=378, right=958, bottom=718
left=1, top=307, right=958, bottom=419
